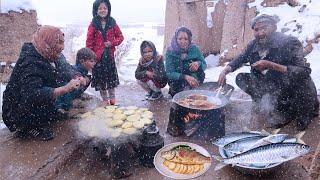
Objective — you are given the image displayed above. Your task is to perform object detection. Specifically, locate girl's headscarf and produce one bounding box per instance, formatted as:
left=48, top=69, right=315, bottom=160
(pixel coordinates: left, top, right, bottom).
left=168, top=26, right=195, bottom=54
left=139, top=40, right=158, bottom=67
left=32, top=25, right=64, bottom=61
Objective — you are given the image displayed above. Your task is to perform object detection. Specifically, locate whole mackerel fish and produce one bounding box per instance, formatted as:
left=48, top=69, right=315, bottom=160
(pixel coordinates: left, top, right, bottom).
left=214, top=143, right=310, bottom=170
left=223, top=134, right=289, bottom=154
left=212, top=131, right=265, bottom=147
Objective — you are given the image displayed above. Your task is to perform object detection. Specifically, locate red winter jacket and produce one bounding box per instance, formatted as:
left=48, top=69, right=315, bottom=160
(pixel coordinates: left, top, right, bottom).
left=86, top=22, right=124, bottom=61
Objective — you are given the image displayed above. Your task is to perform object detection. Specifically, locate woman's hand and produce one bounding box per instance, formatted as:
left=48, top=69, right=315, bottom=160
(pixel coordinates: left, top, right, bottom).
left=53, top=79, right=81, bottom=98
left=65, top=79, right=81, bottom=92
left=104, top=41, right=112, bottom=48
left=184, top=75, right=199, bottom=88
left=189, top=61, right=200, bottom=72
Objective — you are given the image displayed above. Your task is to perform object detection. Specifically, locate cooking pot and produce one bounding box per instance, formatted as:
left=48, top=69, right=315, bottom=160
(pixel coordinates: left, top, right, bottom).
left=167, top=82, right=234, bottom=139
left=172, top=81, right=234, bottom=111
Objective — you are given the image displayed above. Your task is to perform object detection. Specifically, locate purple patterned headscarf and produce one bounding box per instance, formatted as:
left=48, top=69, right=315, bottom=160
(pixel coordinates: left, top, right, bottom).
left=168, top=26, right=195, bottom=54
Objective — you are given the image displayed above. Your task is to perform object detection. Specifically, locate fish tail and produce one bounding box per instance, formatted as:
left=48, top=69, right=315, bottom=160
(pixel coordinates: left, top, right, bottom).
left=271, top=128, right=281, bottom=134
left=295, top=131, right=306, bottom=144
left=261, top=129, right=271, bottom=135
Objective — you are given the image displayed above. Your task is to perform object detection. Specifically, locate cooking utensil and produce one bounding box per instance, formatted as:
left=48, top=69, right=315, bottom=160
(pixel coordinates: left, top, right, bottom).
left=215, top=86, right=223, bottom=98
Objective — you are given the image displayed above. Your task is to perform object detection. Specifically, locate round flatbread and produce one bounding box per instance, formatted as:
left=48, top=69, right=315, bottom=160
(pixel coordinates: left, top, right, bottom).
left=140, top=118, right=152, bottom=125
left=104, top=112, right=113, bottom=118
left=123, top=127, right=137, bottom=135
left=134, top=109, right=144, bottom=115
left=133, top=121, right=144, bottom=129
left=108, top=119, right=124, bottom=127
left=104, top=108, right=115, bottom=114
left=126, top=114, right=141, bottom=122
left=113, top=113, right=127, bottom=121
left=121, top=122, right=133, bottom=129
left=141, top=111, right=153, bottom=118
left=123, top=109, right=136, bottom=115
left=114, top=109, right=124, bottom=114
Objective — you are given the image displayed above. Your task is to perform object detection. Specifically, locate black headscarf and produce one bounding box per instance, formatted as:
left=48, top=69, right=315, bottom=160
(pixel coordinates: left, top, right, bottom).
left=91, top=0, right=116, bottom=40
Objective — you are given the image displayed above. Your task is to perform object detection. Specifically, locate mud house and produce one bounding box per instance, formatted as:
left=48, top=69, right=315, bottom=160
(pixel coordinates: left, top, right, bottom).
left=0, top=8, right=38, bottom=82
left=0, top=10, right=38, bottom=63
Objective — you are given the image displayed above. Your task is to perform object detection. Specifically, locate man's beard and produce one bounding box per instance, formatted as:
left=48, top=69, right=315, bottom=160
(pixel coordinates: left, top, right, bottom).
left=257, top=37, right=269, bottom=49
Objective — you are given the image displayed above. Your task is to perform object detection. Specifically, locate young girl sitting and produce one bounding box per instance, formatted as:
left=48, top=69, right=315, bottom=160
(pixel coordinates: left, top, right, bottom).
left=86, top=0, right=124, bottom=105
left=135, top=41, right=167, bottom=100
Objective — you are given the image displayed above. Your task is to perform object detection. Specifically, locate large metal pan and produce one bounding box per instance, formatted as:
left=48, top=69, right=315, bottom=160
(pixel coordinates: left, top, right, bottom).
left=172, top=89, right=230, bottom=111
left=194, top=82, right=234, bottom=99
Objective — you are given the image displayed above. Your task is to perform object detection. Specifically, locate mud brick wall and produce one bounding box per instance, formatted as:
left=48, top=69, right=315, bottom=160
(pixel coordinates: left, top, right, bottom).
left=0, top=10, right=39, bottom=63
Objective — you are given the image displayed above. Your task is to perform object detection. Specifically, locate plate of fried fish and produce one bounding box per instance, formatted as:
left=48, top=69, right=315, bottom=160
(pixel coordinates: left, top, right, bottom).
left=154, top=142, right=212, bottom=179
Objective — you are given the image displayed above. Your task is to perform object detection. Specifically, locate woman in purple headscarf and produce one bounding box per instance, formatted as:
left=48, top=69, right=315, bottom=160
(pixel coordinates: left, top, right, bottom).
left=165, top=27, right=207, bottom=97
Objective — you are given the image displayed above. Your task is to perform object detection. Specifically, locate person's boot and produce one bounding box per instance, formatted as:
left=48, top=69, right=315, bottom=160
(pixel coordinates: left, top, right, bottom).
left=148, top=91, right=163, bottom=101
left=145, top=91, right=153, bottom=100
left=35, top=127, right=55, bottom=141
left=16, top=127, right=55, bottom=141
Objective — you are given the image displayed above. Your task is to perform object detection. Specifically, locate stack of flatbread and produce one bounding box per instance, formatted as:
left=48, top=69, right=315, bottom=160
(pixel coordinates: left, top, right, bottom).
left=78, top=105, right=153, bottom=138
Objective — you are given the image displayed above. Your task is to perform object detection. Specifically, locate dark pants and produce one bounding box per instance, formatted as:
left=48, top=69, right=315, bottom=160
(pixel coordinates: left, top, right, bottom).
left=56, top=88, right=84, bottom=110
left=236, top=73, right=319, bottom=126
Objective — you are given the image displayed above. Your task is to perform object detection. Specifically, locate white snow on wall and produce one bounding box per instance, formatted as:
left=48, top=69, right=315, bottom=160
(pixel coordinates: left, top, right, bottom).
left=249, top=0, right=320, bottom=42
left=1, top=0, right=35, bottom=13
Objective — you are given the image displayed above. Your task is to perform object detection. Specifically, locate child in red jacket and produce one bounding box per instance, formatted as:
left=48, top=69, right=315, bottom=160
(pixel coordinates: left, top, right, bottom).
left=86, top=0, right=124, bottom=105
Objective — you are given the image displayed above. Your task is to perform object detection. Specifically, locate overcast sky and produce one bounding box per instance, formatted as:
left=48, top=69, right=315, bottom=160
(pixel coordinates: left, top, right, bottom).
left=31, top=0, right=166, bottom=26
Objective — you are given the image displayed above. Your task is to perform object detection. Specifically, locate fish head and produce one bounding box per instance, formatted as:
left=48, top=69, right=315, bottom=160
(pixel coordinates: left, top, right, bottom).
left=161, top=150, right=176, bottom=160
left=224, top=142, right=239, bottom=151
left=213, top=138, right=225, bottom=147
left=295, top=144, right=310, bottom=155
